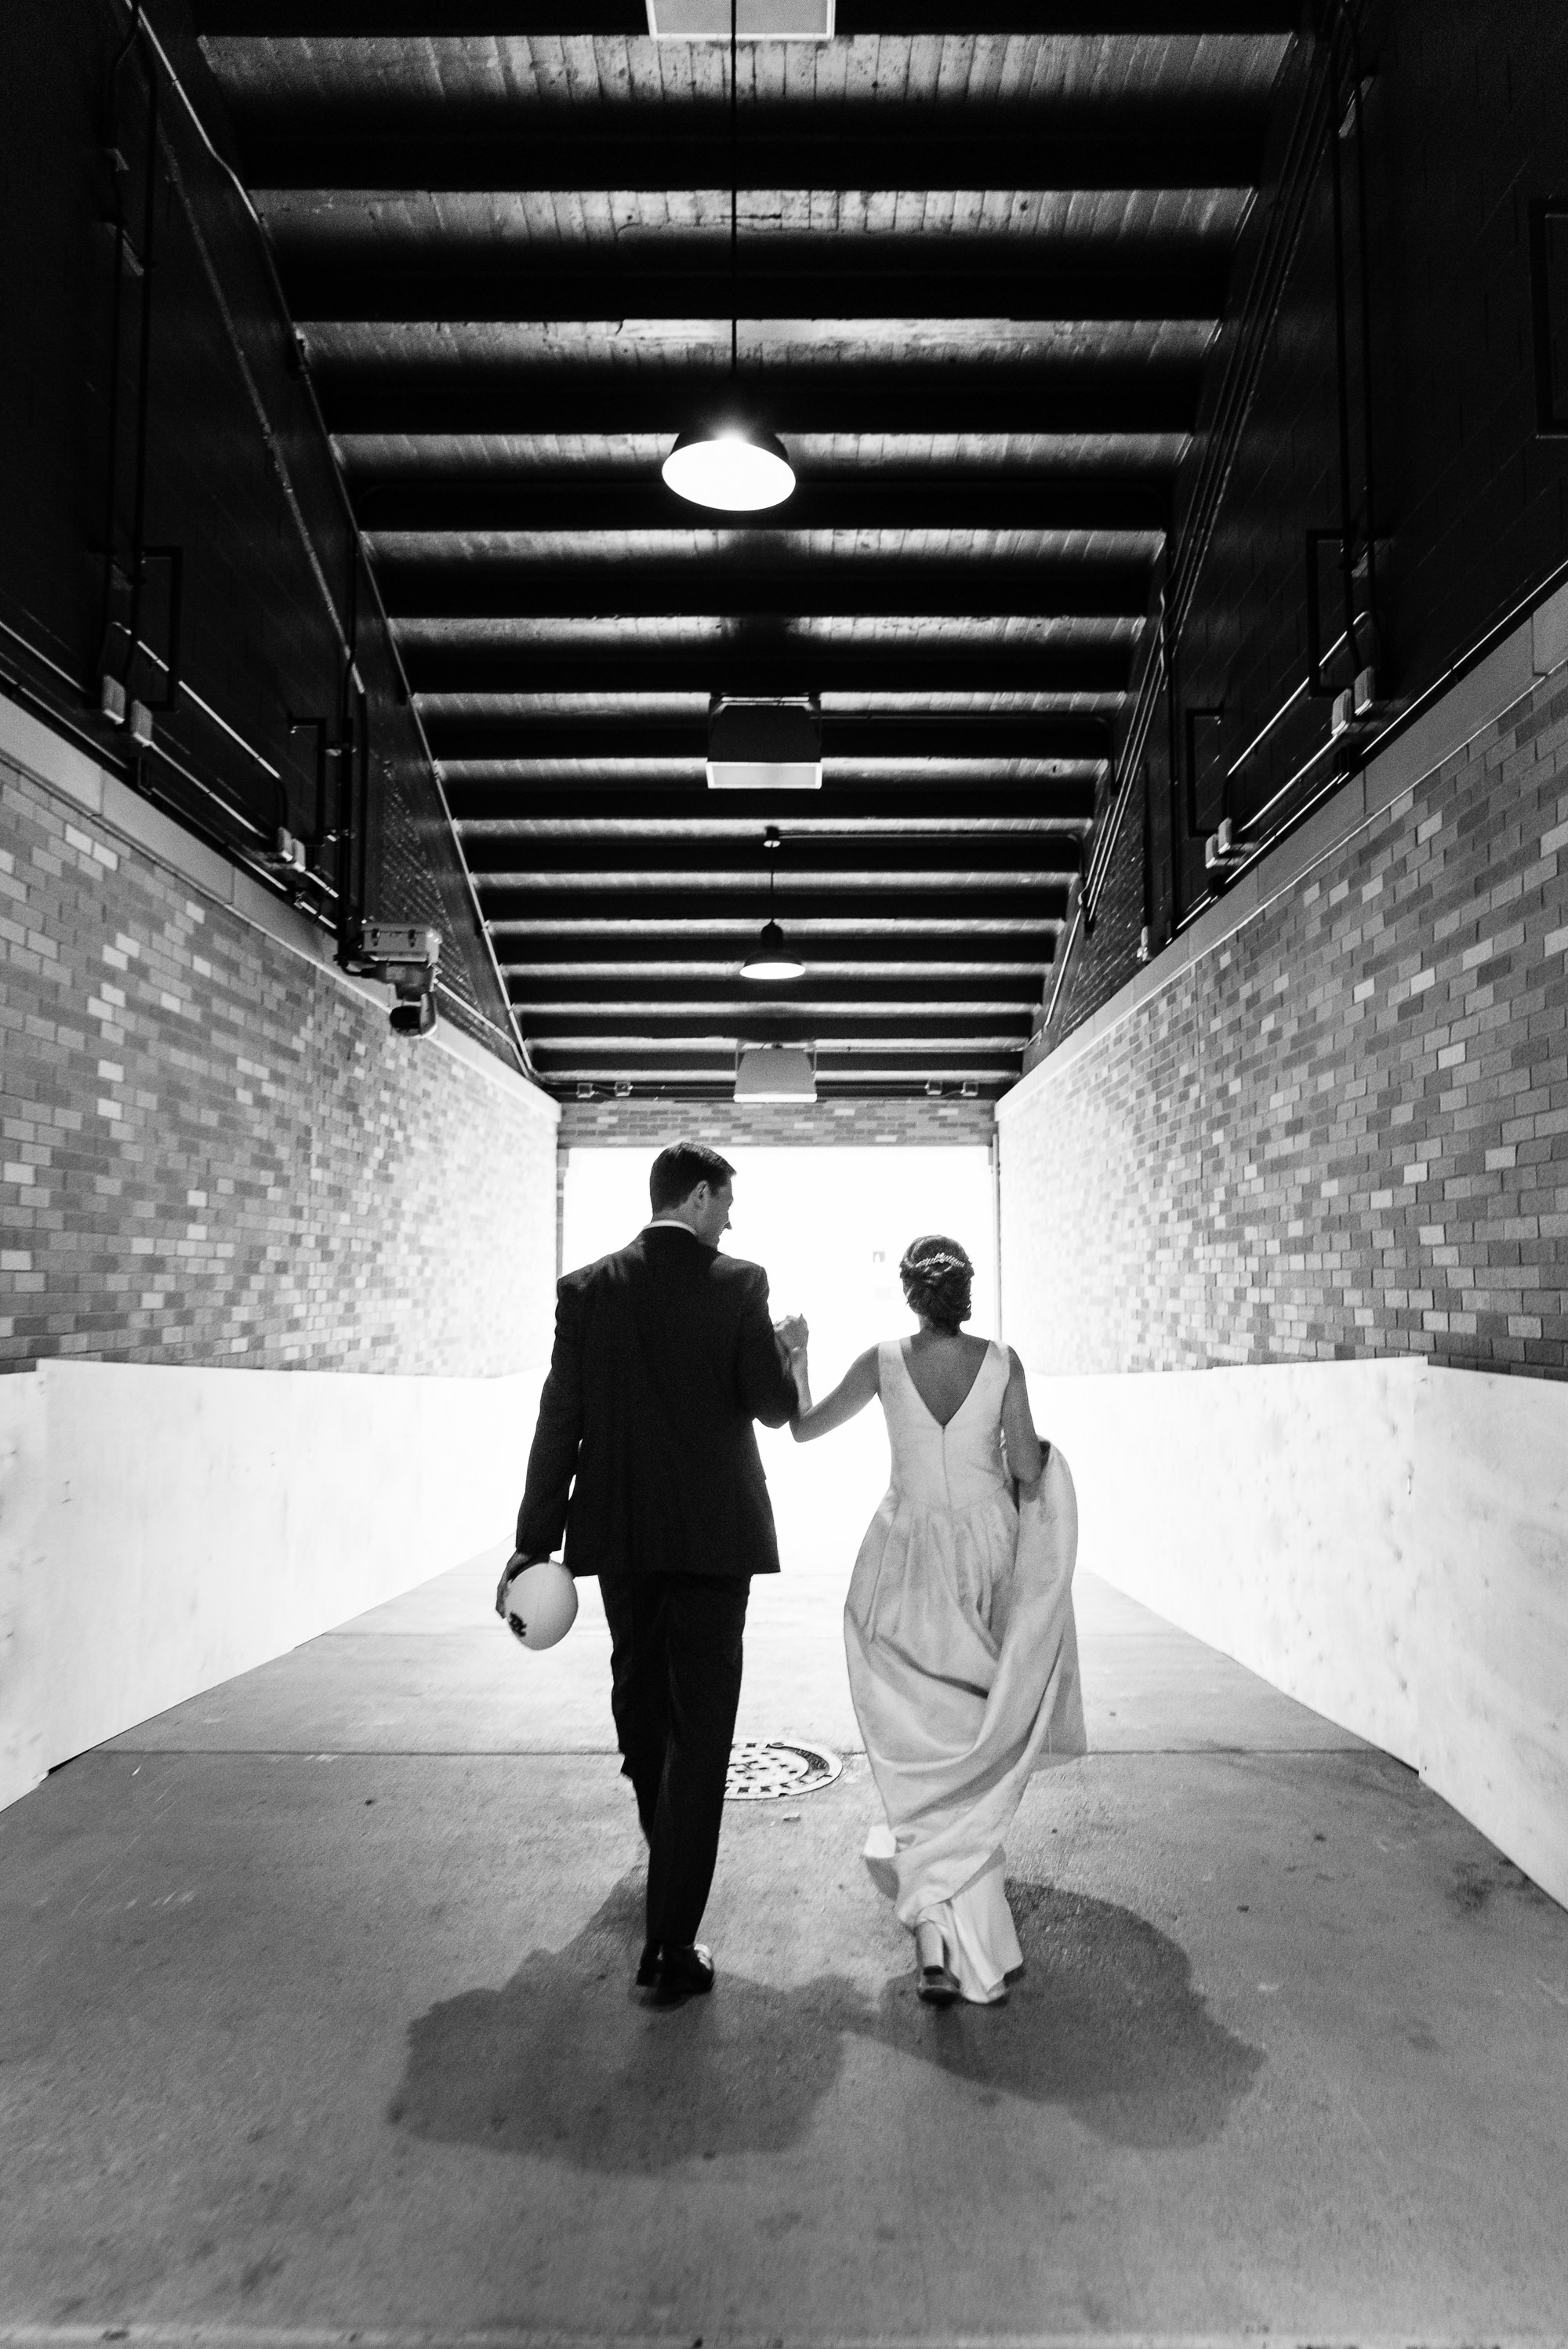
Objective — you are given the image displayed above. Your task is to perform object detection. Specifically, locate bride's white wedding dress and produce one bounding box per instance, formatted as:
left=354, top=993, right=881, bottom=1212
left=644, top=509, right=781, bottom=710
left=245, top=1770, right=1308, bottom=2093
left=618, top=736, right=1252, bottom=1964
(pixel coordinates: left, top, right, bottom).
left=844, top=1338, right=1087, bottom=2003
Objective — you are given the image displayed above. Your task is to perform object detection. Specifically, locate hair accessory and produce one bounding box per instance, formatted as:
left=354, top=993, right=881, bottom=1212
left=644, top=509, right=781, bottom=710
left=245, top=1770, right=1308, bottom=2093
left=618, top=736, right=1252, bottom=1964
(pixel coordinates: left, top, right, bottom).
left=900, top=1246, right=971, bottom=1278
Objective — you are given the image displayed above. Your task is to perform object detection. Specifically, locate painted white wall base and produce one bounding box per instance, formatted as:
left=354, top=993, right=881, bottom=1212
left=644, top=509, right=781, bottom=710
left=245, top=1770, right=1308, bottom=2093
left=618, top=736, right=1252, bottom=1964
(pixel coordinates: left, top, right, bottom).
left=0, top=1356, right=546, bottom=1811
left=1032, top=1360, right=1568, bottom=1909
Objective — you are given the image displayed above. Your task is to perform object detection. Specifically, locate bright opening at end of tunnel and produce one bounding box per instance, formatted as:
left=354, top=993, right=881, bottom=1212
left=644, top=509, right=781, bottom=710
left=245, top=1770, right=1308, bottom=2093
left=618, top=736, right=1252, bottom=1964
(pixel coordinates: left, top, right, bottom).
left=562, top=1142, right=999, bottom=1613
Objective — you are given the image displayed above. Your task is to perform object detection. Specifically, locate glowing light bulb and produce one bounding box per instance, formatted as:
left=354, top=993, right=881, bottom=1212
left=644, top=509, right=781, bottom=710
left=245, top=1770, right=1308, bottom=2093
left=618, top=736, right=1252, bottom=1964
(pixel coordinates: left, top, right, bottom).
left=662, top=423, right=796, bottom=514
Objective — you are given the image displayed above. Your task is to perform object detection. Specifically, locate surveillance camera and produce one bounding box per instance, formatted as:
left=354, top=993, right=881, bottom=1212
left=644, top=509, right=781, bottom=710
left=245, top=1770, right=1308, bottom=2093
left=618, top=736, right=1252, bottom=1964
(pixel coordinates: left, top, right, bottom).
left=390, top=996, right=437, bottom=1037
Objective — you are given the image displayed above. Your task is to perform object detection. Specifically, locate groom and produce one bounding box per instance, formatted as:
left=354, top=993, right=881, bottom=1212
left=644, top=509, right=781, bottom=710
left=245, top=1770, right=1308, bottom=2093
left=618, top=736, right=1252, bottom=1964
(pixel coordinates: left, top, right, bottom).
left=498, top=1141, right=804, bottom=2000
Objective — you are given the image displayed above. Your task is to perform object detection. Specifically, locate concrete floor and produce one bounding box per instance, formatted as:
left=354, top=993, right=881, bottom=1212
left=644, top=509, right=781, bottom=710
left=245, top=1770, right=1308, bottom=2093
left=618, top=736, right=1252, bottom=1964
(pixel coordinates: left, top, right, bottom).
left=3, top=1545, right=1567, bottom=2346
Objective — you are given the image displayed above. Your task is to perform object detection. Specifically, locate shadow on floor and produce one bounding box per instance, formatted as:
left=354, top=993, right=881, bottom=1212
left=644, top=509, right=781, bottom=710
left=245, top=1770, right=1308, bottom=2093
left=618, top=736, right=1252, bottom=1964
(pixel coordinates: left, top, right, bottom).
left=391, top=1872, right=1263, bottom=2166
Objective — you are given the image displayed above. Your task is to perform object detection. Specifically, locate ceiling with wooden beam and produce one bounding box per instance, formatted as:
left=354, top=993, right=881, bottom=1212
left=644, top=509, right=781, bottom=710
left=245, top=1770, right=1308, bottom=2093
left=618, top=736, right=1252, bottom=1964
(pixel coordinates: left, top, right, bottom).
left=194, top=4, right=1298, bottom=1098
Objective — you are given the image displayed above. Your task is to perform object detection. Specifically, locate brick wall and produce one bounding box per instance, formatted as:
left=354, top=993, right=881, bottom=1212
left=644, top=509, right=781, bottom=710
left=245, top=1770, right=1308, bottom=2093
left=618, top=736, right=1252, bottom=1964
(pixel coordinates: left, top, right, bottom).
left=557, top=1097, right=996, bottom=1152
left=999, top=653, right=1568, bottom=1380
left=1, top=745, right=557, bottom=1376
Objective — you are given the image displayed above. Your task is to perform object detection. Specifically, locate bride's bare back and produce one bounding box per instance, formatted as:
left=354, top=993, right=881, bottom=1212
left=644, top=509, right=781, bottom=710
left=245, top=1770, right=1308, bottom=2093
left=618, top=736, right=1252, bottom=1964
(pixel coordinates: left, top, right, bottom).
left=900, top=1327, right=989, bottom=1427
left=789, top=1319, right=1044, bottom=1485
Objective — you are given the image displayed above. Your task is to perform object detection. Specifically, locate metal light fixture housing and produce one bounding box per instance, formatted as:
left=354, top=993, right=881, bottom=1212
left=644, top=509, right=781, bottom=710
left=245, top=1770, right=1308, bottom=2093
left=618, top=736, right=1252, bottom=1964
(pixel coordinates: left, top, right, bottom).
left=707, top=694, right=821, bottom=790
left=659, top=0, right=797, bottom=514
left=735, top=1043, right=816, bottom=1102
left=740, top=823, right=808, bottom=980
left=662, top=419, right=796, bottom=514
left=648, top=0, right=833, bottom=37
left=740, top=919, right=806, bottom=982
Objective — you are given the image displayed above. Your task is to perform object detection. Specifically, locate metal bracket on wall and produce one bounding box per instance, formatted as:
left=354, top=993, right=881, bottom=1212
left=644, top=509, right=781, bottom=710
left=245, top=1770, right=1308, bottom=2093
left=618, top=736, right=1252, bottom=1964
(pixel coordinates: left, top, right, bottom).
left=285, top=712, right=339, bottom=858
left=133, top=546, right=183, bottom=712
left=1529, top=200, right=1568, bottom=438
left=1184, top=706, right=1225, bottom=842
left=1305, top=528, right=1354, bottom=697
left=1078, top=717, right=1116, bottom=939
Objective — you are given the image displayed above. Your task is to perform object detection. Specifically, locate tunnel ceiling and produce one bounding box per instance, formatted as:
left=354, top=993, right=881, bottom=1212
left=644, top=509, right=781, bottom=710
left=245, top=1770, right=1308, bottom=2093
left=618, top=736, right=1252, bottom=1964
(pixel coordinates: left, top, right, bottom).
left=193, top=2, right=1298, bottom=1100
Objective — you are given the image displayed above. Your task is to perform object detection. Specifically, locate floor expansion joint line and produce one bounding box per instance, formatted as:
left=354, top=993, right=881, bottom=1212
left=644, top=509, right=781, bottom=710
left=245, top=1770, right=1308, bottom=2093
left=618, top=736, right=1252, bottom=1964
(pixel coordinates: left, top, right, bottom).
left=95, top=1743, right=1365, bottom=1759
left=6, top=2333, right=1565, bottom=2349
left=98, top=1746, right=638, bottom=1759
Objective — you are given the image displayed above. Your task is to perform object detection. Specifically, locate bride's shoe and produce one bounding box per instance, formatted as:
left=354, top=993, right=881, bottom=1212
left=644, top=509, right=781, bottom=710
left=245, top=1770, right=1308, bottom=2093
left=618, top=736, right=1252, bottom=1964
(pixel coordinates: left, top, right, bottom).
left=914, top=1919, right=961, bottom=2007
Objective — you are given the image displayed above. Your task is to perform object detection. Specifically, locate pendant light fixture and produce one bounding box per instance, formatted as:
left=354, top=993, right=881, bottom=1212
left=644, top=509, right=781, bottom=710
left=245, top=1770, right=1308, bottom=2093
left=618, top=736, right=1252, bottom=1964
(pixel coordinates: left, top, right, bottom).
left=740, top=826, right=806, bottom=980
left=661, top=0, right=796, bottom=514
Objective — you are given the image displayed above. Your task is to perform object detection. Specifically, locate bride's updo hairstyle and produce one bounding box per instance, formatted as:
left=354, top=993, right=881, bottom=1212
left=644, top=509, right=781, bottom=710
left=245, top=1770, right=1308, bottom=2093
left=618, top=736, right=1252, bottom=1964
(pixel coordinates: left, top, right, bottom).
left=899, top=1234, right=975, bottom=1333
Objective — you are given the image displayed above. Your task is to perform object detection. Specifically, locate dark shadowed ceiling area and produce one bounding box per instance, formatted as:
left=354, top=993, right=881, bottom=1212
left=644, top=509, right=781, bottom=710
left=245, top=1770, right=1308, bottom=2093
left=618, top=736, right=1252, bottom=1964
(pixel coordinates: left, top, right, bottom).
left=192, top=2, right=1298, bottom=1098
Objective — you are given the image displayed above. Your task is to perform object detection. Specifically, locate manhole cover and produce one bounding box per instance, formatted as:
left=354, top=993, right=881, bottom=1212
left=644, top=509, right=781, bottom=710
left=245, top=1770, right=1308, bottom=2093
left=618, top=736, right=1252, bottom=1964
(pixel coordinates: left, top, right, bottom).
left=724, top=1739, right=842, bottom=1801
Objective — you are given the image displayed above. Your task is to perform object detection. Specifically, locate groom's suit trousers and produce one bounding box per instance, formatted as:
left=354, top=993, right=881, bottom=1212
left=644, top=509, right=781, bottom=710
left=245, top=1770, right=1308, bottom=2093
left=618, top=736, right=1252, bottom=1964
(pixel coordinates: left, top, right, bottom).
left=599, top=1571, right=750, bottom=1948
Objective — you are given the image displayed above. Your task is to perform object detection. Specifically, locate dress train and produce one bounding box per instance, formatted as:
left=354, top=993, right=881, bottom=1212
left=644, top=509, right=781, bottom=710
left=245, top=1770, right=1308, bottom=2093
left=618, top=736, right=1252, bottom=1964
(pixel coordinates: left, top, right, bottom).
left=844, top=1340, right=1086, bottom=2002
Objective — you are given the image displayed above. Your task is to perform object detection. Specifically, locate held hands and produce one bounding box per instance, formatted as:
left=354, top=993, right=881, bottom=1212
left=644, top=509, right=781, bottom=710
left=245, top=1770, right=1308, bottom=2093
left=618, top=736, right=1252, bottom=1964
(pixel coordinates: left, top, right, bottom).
left=774, top=1312, right=811, bottom=1417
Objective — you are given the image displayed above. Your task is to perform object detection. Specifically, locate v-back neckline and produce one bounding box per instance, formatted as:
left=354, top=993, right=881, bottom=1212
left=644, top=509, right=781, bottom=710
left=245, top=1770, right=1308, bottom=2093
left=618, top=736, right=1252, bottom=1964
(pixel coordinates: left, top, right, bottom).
left=898, top=1338, right=991, bottom=1431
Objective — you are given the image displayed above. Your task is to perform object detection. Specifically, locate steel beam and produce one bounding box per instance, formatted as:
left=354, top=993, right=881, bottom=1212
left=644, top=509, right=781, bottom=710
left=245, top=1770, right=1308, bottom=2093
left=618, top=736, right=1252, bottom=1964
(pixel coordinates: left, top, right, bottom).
left=379, top=558, right=1151, bottom=621
left=245, top=119, right=1262, bottom=195
left=493, top=941, right=1053, bottom=970
left=506, top=977, right=1039, bottom=1007
left=198, top=5, right=1301, bottom=32
left=405, top=645, right=1133, bottom=696
left=548, top=1083, right=1012, bottom=1096
left=518, top=1011, right=1033, bottom=1041
left=532, top=1046, right=1024, bottom=1075
left=292, top=252, right=1228, bottom=329
left=428, top=713, right=1110, bottom=761
left=462, top=836, right=1080, bottom=877
left=320, top=360, right=1199, bottom=436
left=449, top=787, right=1098, bottom=825
left=356, top=475, right=1169, bottom=535
left=479, top=887, right=1068, bottom=923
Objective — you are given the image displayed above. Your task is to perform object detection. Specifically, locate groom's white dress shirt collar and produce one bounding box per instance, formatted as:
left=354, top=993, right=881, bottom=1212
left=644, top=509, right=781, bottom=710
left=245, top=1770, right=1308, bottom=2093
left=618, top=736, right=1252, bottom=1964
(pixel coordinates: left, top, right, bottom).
left=644, top=1216, right=699, bottom=1233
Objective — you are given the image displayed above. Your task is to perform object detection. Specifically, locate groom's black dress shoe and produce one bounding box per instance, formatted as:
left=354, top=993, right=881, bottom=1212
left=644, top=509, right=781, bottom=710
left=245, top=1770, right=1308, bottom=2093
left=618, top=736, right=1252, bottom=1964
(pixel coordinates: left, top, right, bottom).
left=637, top=1941, right=716, bottom=1999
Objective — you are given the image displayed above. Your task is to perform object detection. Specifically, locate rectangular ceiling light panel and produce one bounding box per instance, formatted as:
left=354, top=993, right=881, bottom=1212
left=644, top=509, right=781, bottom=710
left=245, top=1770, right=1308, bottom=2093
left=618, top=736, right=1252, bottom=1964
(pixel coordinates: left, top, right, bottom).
left=648, top=0, right=833, bottom=36
left=706, top=694, right=822, bottom=791
left=735, top=1044, right=817, bottom=1102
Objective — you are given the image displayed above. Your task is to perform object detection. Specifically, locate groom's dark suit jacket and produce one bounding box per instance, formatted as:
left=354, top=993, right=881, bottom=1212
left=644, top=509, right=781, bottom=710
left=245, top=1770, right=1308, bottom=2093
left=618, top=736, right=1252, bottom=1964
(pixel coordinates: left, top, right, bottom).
left=515, top=1224, right=799, bottom=1581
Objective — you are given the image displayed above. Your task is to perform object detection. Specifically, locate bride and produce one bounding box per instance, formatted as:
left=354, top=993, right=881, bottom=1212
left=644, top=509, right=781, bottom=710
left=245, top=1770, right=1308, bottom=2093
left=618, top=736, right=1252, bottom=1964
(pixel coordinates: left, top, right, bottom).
left=785, top=1234, right=1085, bottom=2006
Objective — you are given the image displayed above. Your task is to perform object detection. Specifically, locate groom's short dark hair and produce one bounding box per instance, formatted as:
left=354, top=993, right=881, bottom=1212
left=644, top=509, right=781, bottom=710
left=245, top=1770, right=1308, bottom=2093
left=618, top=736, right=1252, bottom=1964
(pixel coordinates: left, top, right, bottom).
left=649, top=1140, right=735, bottom=1211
